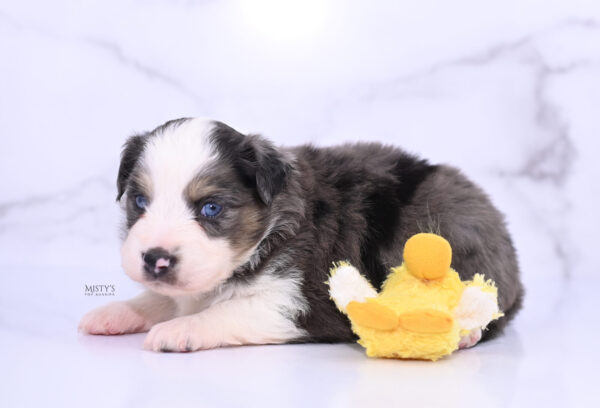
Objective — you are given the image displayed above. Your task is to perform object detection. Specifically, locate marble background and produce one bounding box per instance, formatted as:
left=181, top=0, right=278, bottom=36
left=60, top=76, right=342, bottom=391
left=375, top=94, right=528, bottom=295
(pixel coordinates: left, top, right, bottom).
left=0, top=1, right=599, bottom=406
left=2, top=0, right=599, bottom=284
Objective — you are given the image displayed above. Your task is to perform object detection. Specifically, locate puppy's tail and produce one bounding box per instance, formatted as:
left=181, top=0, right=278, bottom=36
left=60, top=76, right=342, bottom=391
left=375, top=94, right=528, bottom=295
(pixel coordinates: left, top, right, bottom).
left=327, top=262, right=378, bottom=313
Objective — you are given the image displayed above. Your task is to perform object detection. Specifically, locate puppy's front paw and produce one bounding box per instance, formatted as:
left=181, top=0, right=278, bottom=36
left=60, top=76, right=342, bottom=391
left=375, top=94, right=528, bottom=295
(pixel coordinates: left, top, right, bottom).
left=459, top=328, right=482, bottom=349
left=79, top=302, right=149, bottom=335
left=144, top=316, right=209, bottom=352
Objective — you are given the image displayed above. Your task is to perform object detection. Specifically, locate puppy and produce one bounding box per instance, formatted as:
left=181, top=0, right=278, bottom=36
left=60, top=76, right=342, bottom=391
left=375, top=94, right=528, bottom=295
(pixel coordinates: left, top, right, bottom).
left=79, top=118, right=523, bottom=352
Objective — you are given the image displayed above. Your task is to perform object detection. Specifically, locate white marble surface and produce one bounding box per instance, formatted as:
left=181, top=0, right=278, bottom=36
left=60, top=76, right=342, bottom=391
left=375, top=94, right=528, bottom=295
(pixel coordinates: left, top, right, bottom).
left=1, top=0, right=599, bottom=407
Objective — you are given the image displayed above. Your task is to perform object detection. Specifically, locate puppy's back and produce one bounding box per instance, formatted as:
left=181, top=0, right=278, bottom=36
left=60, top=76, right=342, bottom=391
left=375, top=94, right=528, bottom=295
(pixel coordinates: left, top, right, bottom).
left=290, top=143, right=522, bottom=341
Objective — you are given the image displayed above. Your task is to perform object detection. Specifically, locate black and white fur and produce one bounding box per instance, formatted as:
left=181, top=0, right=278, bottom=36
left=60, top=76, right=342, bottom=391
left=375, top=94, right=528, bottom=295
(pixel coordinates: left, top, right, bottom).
left=79, top=118, right=523, bottom=352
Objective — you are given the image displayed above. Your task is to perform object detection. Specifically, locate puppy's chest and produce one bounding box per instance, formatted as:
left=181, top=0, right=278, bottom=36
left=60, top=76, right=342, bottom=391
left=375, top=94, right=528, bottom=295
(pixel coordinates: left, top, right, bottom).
left=175, top=297, right=205, bottom=316
left=174, top=288, right=235, bottom=316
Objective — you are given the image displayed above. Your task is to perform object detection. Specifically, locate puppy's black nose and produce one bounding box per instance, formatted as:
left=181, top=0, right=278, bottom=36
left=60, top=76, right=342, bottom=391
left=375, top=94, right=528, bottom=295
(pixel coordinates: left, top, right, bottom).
left=142, top=247, right=176, bottom=278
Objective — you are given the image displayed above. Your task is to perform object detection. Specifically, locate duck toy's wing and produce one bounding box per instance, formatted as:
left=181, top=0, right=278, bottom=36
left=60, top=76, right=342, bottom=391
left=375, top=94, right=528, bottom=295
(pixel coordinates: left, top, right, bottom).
left=327, top=262, right=400, bottom=330
left=454, top=274, right=503, bottom=330
left=327, top=262, right=378, bottom=313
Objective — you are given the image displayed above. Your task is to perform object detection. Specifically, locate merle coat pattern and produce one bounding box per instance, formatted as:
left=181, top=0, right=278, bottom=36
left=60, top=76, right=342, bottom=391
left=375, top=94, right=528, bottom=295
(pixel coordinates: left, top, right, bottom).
left=79, top=118, right=523, bottom=351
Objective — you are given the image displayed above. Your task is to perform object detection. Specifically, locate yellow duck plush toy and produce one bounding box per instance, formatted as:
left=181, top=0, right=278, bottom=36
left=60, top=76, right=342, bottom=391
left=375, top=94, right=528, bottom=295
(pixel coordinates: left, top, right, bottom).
left=328, top=233, right=502, bottom=361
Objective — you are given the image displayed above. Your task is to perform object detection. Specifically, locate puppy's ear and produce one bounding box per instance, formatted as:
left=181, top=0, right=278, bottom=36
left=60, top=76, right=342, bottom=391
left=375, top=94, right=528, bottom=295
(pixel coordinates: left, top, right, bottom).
left=250, top=135, right=292, bottom=205
left=211, top=123, right=291, bottom=205
left=116, top=134, right=147, bottom=201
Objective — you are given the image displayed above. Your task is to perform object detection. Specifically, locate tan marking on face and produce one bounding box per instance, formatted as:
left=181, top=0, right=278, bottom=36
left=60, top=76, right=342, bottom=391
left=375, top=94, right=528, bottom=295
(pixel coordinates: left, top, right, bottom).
left=231, top=204, right=266, bottom=254
left=131, top=167, right=154, bottom=197
left=184, top=175, right=221, bottom=203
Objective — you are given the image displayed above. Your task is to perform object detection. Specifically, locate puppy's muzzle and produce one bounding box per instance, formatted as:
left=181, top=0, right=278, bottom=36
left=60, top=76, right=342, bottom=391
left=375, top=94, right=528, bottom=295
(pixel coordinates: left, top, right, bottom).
left=142, top=247, right=177, bottom=279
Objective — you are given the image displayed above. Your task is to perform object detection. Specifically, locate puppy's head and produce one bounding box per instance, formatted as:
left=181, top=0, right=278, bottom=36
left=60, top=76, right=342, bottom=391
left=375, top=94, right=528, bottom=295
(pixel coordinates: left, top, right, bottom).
left=116, top=118, right=290, bottom=296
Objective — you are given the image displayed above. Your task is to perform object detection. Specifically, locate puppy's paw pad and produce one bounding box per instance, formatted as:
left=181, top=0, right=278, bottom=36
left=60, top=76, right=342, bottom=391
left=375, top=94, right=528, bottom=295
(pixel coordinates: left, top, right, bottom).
left=459, top=328, right=482, bottom=349
left=143, top=318, right=205, bottom=352
left=79, top=302, right=148, bottom=335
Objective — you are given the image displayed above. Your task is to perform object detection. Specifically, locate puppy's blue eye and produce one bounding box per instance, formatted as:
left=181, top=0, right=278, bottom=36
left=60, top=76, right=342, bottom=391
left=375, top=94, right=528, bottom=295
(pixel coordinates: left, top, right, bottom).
left=135, top=195, right=148, bottom=209
left=201, top=202, right=222, bottom=218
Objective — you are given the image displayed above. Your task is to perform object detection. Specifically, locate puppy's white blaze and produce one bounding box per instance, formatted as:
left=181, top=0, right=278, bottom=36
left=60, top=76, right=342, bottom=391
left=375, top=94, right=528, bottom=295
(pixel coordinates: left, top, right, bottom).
left=121, top=118, right=241, bottom=295
left=328, top=264, right=377, bottom=312
left=144, top=118, right=217, bottom=200
left=142, top=119, right=216, bottom=226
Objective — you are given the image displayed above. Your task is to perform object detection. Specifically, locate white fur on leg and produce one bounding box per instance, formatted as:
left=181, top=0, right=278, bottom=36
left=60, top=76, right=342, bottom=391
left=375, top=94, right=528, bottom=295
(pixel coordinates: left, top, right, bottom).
left=144, top=273, right=307, bottom=352
left=78, top=291, right=176, bottom=335
left=143, top=297, right=304, bottom=352
left=328, top=264, right=377, bottom=312
left=79, top=301, right=149, bottom=335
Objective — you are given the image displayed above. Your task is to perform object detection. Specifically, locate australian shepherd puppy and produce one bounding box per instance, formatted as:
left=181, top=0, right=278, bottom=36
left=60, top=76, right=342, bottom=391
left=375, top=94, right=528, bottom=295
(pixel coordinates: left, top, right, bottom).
left=79, top=118, right=523, bottom=352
